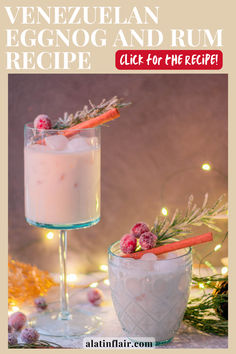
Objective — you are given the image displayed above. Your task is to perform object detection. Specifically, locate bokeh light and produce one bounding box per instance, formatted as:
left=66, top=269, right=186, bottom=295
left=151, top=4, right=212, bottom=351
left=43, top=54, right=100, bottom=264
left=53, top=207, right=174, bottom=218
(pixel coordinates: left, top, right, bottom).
left=67, top=274, right=78, bottom=282
left=201, top=163, right=211, bottom=171
left=90, top=282, right=98, bottom=288
left=46, top=232, right=54, bottom=240
left=99, top=264, right=108, bottom=272
left=104, top=279, right=110, bottom=286
left=221, top=266, right=228, bottom=275
left=214, top=244, right=222, bottom=252
left=161, top=207, right=168, bottom=216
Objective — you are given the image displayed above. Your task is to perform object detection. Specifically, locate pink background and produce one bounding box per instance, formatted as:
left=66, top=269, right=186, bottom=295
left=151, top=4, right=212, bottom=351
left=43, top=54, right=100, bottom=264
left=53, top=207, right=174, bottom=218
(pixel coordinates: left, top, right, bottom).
left=8, top=74, right=228, bottom=273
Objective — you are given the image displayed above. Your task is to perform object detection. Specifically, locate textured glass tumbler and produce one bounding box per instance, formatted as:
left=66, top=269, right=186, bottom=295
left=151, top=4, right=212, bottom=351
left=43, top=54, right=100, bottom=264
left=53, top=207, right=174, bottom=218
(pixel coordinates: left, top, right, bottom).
left=24, top=124, right=101, bottom=337
left=108, top=241, right=192, bottom=345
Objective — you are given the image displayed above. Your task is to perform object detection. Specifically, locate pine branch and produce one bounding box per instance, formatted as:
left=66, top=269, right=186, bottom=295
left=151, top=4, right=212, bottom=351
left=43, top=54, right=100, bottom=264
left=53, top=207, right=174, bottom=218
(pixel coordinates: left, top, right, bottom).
left=192, top=274, right=228, bottom=288
left=183, top=275, right=228, bottom=336
left=52, top=96, right=131, bottom=129
left=9, top=339, right=62, bottom=349
left=151, top=194, right=228, bottom=243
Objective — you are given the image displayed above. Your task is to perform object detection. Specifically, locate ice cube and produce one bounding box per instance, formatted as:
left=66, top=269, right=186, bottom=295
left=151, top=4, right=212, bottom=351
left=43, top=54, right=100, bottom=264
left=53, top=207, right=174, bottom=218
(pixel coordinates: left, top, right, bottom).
left=67, top=137, right=90, bottom=152
left=135, top=257, right=156, bottom=272
left=124, top=258, right=137, bottom=270
left=45, top=135, right=68, bottom=151
left=156, top=252, right=175, bottom=260
left=155, top=256, right=184, bottom=274
left=29, top=144, right=50, bottom=153
left=140, top=253, right=158, bottom=261
left=130, top=253, right=158, bottom=272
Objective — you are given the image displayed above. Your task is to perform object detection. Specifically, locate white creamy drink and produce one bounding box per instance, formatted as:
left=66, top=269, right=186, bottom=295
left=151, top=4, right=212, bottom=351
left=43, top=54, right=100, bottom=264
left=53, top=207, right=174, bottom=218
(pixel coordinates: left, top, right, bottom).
left=108, top=245, right=192, bottom=343
left=24, top=134, right=100, bottom=226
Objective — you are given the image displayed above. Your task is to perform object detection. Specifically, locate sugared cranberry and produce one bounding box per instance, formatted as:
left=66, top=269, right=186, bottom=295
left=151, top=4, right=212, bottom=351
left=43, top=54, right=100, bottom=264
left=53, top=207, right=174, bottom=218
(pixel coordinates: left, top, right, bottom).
left=9, top=312, right=27, bottom=331
left=21, top=328, right=39, bottom=344
left=87, top=288, right=103, bottom=306
left=8, top=333, right=18, bottom=346
left=34, top=297, right=47, bottom=310
left=33, top=114, right=52, bottom=130
left=120, top=234, right=137, bottom=254
left=131, top=222, right=149, bottom=238
left=139, top=232, right=157, bottom=250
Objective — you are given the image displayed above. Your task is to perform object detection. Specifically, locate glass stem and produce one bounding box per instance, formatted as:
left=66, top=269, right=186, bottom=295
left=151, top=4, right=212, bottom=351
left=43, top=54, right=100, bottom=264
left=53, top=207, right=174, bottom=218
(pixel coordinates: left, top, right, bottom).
left=58, top=230, right=70, bottom=320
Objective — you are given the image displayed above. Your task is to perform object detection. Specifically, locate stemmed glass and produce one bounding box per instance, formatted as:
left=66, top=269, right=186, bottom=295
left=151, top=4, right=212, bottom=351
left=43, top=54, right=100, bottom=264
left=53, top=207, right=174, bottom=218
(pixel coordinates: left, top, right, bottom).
left=24, top=124, right=101, bottom=337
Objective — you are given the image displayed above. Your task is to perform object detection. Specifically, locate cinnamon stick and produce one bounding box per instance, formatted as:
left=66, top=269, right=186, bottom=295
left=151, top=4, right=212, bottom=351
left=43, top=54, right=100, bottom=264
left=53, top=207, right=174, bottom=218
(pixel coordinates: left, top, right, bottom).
left=64, top=108, right=120, bottom=138
left=122, top=232, right=213, bottom=259
left=36, top=107, right=120, bottom=144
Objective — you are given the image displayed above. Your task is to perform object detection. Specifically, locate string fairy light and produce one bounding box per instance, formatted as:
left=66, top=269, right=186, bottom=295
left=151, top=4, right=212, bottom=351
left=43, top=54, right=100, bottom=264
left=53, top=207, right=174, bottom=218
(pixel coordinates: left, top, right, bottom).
left=160, top=160, right=227, bottom=216
left=214, top=244, right=222, bottom=252
left=8, top=305, right=20, bottom=316
left=201, top=163, right=211, bottom=171
left=89, top=282, right=98, bottom=288
left=158, top=159, right=227, bottom=278
left=67, top=274, right=78, bottom=282
left=161, top=207, right=168, bottom=216
left=221, top=266, right=228, bottom=275
left=46, top=232, right=54, bottom=240
left=12, top=305, right=20, bottom=312
left=104, top=279, right=110, bottom=286
left=15, top=161, right=226, bottom=298
left=99, top=264, right=108, bottom=272
left=204, top=260, right=216, bottom=273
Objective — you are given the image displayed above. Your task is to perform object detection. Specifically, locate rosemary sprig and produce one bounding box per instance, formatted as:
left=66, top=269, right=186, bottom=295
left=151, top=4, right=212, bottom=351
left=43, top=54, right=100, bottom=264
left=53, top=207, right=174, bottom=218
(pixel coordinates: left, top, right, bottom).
left=183, top=275, right=228, bottom=336
left=52, top=96, right=131, bottom=129
left=151, top=193, right=227, bottom=243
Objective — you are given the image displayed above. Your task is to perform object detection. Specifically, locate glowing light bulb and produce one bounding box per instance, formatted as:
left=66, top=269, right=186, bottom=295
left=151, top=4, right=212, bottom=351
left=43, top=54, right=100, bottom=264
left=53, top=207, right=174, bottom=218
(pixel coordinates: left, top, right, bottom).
left=201, top=163, right=211, bottom=171
left=161, top=207, right=168, bottom=216
left=104, top=279, right=110, bottom=286
left=12, top=306, right=20, bottom=312
left=8, top=306, right=20, bottom=315
left=99, top=264, right=108, bottom=272
left=90, top=282, right=98, bottom=288
left=221, top=266, right=228, bottom=275
left=46, top=232, right=54, bottom=240
left=199, top=283, right=205, bottom=289
left=67, top=274, right=78, bottom=282
left=204, top=260, right=216, bottom=272
left=214, top=244, right=222, bottom=252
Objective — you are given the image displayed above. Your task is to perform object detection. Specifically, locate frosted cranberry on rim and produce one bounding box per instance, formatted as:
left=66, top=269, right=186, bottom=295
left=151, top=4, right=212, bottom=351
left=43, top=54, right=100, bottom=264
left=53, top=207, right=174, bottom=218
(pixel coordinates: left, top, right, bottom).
left=120, top=234, right=137, bottom=254
left=131, top=222, right=149, bottom=238
left=33, top=114, right=52, bottom=130
left=119, top=222, right=157, bottom=254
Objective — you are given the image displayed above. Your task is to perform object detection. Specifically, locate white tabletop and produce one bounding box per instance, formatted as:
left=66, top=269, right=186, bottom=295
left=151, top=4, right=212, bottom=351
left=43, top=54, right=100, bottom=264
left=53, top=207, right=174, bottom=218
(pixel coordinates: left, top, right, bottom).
left=37, top=272, right=228, bottom=349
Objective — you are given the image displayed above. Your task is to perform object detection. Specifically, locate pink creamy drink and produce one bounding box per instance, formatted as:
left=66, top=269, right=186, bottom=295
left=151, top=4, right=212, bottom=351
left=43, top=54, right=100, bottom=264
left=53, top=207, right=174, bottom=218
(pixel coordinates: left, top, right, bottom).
left=24, top=133, right=100, bottom=226
left=108, top=242, right=192, bottom=344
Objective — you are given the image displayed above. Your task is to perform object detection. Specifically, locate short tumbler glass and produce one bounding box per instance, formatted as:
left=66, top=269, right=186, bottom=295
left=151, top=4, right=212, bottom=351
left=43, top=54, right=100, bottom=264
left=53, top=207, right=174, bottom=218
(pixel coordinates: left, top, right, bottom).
left=108, top=241, right=192, bottom=345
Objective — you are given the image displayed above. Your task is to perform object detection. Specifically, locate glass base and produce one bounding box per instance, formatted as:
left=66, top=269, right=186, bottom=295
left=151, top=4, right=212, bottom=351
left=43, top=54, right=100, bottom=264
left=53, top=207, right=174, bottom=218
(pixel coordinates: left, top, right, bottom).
left=28, top=309, right=102, bottom=337
left=26, top=217, right=100, bottom=230
left=128, top=336, right=173, bottom=347
left=155, top=337, right=173, bottom=346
